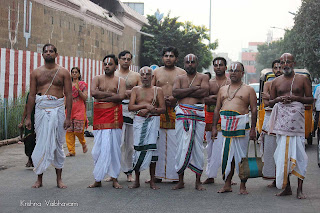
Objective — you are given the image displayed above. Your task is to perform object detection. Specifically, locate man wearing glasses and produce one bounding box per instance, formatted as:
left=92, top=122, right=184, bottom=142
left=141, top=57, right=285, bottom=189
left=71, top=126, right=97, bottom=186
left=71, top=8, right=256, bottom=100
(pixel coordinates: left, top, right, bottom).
left=113, top=50, right=142, bottom=182
left=212, top=62, right=257, bottom=195
left=269, top=53, right=313, bottom=199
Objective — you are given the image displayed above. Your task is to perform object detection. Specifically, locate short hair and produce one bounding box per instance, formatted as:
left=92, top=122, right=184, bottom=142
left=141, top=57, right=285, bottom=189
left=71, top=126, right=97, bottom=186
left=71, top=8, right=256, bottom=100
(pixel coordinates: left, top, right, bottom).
left=272, top=59, right=280, bottom=68
left=204, top=72, right=212, bottom=79
left=70, top=67, right=81, bottom=81
left=118, top=50, right=132, bottom=59
left=42, top=44, right=57, bottom=53
left=162, top=46, right=179, bottom=57
left=103, top=54, right=118, bottom=65
left=213, top=57, right=227, bottom=66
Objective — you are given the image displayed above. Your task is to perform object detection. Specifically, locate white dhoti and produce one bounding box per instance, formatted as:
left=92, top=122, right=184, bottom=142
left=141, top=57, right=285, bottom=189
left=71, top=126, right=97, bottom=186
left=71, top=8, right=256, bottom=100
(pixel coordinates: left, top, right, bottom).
left=220, top=111, right=250, bottom=181
left=269, top=102, right=308, bottom=189
left=274, top=135, right=308, bottom=189
left=92, top=129, right=122, bottom=181
left=259, top=109, right=277, bottom=179
left=155, top=129, right=179, bottom=180
left=32, top=95, right=66, bottom=175
left=175, top=104, right=205, bottom=175
left=205, top=131, right=224, bottom=178
left=132, top=116, right=159, bottom=172
left=120, top=102, right=134, bottom=174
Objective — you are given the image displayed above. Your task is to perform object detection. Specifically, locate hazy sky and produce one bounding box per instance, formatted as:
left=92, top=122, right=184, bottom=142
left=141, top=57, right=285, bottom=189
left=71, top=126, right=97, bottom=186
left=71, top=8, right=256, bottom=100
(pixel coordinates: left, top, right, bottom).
left=124, top=0, right=302, bottom=61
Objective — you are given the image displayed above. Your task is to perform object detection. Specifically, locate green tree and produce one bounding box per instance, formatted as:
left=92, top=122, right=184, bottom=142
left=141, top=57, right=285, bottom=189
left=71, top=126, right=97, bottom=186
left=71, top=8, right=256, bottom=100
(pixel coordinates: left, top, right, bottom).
left=140, top=14, right=218, bottom=72
left=256, top=40, right=283, bottom=74
left=256, top=0, right=320, bottom=79
left=285, top=0, right=320, bottom=78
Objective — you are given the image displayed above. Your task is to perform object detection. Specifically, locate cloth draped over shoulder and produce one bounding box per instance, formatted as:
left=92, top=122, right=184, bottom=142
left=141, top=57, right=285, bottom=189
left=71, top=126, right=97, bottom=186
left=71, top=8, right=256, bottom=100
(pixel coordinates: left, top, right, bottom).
left=160, top=106, right=176, bottom=129
left=268, top=102, right=305, bottom=137
left=93, top=102, right=123, bottom=130
left=175, top=104, right=205, bottom=175
left=32, top=95, right=66, bottom=175
left=220, top=110, right=250, bottom=180
left=132, top=115, right=160, bottom=172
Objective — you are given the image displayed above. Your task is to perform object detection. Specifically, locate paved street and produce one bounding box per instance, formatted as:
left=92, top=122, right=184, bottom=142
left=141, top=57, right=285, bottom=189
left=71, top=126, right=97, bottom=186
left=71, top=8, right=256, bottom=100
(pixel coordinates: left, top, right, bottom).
left=0, top=129, right=320, bottom=213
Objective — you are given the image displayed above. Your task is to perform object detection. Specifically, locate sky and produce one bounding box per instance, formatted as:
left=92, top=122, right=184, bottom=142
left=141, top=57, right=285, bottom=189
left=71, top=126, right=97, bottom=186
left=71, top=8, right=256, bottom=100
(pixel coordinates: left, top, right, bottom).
left=124, top=0, right=302, bottom=61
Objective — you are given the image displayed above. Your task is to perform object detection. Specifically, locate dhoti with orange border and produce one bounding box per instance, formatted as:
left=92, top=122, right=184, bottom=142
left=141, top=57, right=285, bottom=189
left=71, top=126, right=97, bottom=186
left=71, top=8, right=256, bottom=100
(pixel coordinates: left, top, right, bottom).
left=268, top=102, right=308, bottom=189
left=155, top=106, right=179, bottom=181
left=175, top=104, right=205, bottom=175
left=91, top=102, right=123, bottom=181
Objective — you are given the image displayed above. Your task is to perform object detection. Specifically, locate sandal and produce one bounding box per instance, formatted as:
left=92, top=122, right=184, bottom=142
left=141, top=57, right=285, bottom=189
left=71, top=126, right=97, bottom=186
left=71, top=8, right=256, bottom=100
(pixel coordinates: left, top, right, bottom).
left=82, top=144, right=88, bottom=153
left=66, top=153, right=75, bottom=157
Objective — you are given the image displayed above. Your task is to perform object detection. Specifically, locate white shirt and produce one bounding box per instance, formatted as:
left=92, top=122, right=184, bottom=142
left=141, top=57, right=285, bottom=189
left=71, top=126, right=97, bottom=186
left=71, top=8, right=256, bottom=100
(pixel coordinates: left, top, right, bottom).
left=314, top=86, right=320, bottom=111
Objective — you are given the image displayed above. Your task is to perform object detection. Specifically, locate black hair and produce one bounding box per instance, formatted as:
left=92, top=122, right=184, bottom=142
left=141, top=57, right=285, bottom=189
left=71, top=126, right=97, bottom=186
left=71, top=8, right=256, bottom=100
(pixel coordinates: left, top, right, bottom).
left=118, top=50, right=132, bottom=59
left=70, top=67, right=81, bottom=81
left=272, top=59, right=280, bottom=68
left=213, top=57, right=227, bottom=66
left=103, top=54, right=118, bottom=65
left=42, top=44, right=57, bottom=53
left=204, top=72, right=212, bottom=79
left=162, top=46, right=179, bottom=57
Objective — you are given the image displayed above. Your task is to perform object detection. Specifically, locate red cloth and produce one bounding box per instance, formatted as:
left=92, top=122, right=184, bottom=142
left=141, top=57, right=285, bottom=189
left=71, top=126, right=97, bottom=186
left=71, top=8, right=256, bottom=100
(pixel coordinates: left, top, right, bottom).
left=205, top=105, right=221, bottom=131
left=93, top=102, right=123, bottom=130
left=67, top=81, right=88, bottom=132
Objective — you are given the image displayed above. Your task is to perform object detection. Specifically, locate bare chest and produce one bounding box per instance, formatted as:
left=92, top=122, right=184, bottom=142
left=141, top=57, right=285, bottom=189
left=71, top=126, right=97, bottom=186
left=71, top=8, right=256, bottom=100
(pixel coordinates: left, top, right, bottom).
left=98, top=78, right=118, bottom=93
left=37, top=71, right=63, bottom=87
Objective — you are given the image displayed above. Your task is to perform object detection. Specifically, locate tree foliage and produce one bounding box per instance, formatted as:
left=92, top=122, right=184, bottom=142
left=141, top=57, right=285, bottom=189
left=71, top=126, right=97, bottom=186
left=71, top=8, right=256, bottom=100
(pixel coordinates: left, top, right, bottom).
left=140, top=14, right=218, bottom=72
left=256, top=0, right=320, bottom=79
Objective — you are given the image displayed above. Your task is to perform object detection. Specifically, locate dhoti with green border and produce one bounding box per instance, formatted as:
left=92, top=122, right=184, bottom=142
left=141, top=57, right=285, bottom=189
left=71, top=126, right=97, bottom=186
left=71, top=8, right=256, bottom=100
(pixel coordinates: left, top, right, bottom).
left=220, top=110, right=250, bottom=181
left=132, top=115, right=160, bottom=172
left=175, top=104, right=205, bottom=175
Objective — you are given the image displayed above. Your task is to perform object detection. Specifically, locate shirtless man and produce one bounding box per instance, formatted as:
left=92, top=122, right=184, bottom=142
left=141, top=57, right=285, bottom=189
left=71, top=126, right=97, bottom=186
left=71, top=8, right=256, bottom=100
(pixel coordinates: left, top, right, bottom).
left=114, top=50, right=141, bottom=182
left=260, top=59, right=283, bottom=187
left=25, top=44, right=72, bottom=189
left=128, top=67, right=165, bottom=190
left=203, top=57, right=231, bottom=184
left=88, top=54, right=126, bottom=189
left=172, top=53, right=209, bottom=190
left=212, top=62, right=257, bottom=195
left=269, top=53, right=313, bottom=199
left=152, top=47, right=186, bottom=182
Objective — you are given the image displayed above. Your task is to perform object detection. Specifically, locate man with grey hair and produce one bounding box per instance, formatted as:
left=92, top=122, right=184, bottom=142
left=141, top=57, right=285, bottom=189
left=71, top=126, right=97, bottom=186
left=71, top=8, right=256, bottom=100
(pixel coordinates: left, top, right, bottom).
left=128, top=66, right=165, bottom=190
left=269, top=53, right=313, bottom=199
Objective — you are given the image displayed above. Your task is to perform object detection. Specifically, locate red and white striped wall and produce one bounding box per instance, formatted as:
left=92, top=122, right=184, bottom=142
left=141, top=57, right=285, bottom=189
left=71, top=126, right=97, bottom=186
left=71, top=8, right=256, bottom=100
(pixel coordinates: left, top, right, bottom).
left=0, top=48, right=139, bottom=99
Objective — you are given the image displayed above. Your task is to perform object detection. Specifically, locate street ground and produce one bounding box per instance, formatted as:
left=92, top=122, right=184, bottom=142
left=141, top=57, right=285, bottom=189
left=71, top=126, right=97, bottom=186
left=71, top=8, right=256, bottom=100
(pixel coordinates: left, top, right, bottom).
left=0, top=127, right=320, bottom=213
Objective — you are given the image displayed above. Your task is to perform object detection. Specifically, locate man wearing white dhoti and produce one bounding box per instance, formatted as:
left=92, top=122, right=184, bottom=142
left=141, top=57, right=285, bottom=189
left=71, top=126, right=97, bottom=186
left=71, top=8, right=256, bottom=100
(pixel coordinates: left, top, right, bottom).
left=172, top=54, right=209, bottom=191
left=212, top=62, right=257, bottom=195
left=88, top=54, right=126, bottom=189
left=115, top=50, right=141, bottom=182
left=203, top=57, right=230, bottom=184
left=25, top=44, right=72, bottom=189
left=152, top=47, right=186, bottom=182
left=128, top=67, right=165, bottom=189
left=269, top=53, right=313, bottom=199
left=258, top=59, right=283, bottom=187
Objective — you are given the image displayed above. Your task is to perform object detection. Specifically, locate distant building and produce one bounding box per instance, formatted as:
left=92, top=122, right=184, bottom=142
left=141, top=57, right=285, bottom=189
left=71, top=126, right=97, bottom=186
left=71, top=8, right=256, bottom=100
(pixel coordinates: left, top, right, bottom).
left=241, top=42, right=264, bottom=83
left=0, top=0, right=149, bottom=99
left=123, top=2, right=144, bottom=15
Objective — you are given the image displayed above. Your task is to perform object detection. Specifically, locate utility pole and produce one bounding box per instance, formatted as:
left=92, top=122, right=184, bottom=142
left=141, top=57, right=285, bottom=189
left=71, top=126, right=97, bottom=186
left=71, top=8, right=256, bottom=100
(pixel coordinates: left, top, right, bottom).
left=209, top=0, right=212, bottom=44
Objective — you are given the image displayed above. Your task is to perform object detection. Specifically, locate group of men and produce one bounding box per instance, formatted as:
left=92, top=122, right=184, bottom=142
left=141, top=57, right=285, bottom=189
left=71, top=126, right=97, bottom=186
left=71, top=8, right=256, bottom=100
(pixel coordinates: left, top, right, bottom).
left=25, top=44, right=311, bottom=199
